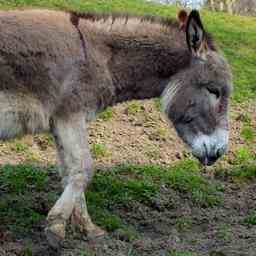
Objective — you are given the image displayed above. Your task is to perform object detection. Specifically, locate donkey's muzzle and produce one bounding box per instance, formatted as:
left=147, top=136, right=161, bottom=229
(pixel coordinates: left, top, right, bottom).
left=191, top=129, right=229, bottom=166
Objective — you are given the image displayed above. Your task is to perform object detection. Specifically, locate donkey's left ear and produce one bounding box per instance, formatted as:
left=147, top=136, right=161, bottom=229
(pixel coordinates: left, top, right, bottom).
left=186, top=10, right=208, bottom=59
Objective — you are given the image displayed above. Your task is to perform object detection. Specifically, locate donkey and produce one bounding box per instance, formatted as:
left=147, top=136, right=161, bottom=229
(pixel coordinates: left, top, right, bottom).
left=0, top=9, right=232, bottom=247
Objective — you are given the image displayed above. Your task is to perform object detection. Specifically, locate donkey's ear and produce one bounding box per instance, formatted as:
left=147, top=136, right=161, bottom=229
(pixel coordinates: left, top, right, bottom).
left=186, top=10, right=208, bottom=59
left=177, top=9, right=188, bottom=30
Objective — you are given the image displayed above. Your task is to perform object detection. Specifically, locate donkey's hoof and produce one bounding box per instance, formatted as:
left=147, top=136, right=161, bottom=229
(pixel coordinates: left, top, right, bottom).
left=71, top=211, right=106, bottom=238
left=45, top=219, right=66, bottom=248
left=86, top=224, right=106, bottom=239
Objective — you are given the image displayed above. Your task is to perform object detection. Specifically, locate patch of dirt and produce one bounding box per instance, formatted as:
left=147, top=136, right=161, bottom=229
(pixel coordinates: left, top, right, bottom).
left=0, top=99, right=254, bottom=168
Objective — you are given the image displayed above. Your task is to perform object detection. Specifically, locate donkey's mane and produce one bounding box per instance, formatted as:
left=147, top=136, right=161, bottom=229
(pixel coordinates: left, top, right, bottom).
left=69, top=10, right=178, bottom=29
left=69, top=10, right=216, bottom=51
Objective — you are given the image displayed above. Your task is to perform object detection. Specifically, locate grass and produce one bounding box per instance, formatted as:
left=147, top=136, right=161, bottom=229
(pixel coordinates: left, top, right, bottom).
left=244, top=211, right=256, bottom=226
left=126, top=101, right=143, bottom=115
left=232, top=146, right=255, bottom=165
left=97, top=107, right=114, bottom=121
left=241, top=126, right=255, bottom=142
left=22, top=246, right=33, bottom=256
left=0, top=164, right=48, bottom=193
left=80, top=251, right=96, bottom=256
left=0, top=160, right=224, bottom=236
left=91, top=143, right=109, bottom=158
left=217, top=224, right=231, bottom=242
left=176, top=217, right=193, bottom=231
left=0, top=165, right=58, bottom=235
left=86, top=160, right=223, bottom=232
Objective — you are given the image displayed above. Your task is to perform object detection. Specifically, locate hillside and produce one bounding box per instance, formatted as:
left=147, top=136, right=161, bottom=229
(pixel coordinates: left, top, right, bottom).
left=0, top=1, right=255, bottom=256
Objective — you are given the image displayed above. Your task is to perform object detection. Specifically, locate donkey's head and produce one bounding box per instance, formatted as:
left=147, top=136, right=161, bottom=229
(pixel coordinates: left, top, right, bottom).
left=162, top=10, right=232, bottom=166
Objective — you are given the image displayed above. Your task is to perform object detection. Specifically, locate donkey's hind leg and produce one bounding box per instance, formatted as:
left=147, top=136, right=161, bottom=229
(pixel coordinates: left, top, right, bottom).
left=45, top=113, right=103, bottom=248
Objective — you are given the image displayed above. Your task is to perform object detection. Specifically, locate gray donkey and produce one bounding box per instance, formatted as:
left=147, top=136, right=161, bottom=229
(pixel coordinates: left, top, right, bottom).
left=0, top=8, right=232, bottom=247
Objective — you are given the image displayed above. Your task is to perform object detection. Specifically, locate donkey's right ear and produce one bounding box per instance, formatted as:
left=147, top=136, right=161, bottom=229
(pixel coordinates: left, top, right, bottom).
left=186, top=10, right=208, bottom=59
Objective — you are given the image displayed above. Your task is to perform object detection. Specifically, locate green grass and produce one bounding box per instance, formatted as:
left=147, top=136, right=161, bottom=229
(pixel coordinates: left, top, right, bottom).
left=0, top=165, right=48, bottom=193
left=0, top=0, right=254, bottom=102
left=176, top=217, right=193, bottom=231
left=22, top=246, right=33, bottom=256
left=0, top=165, right=58, bottom=235
left=216, top=224, right=231, bottom=242
left=86, top=160, right=223, bottom=231
left=79, top=250, right=96, bottom=256
left=241, top=126, right=255, bottom=142
left=126, top=101, right=143, bottom=115
left=244, top=211, right=256, bottom=226
left=232, top=146, right=255, bottom=165
left=97, top=107, right=114, bottom=121
left=91, top=143, right=109, bottom=158
left=10, top=142, right=29, bottom=153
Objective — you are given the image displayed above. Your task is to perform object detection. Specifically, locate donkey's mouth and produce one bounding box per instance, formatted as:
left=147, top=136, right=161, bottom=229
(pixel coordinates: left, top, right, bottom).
left=197, top=155, right=219, bottom=166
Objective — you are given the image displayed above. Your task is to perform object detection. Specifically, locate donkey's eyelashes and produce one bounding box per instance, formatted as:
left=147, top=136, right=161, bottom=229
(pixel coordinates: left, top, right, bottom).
left=206, top=87, right=220, bottom=99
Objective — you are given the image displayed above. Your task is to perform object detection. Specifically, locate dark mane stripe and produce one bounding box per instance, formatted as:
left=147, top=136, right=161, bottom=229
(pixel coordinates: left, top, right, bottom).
left=69, top=11, right=177, bottom=28
left=69, top=10, right=216, bottom=51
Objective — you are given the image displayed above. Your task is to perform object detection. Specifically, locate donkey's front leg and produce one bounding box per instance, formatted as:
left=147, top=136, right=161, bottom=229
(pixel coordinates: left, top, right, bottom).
left=45, top=113, right=103, bottom=248
left=71, top=193, right=105, bottom=237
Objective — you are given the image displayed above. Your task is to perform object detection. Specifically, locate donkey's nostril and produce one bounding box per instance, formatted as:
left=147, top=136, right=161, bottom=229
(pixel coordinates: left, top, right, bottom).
left=216, top=148, right=222, bottom=158
left=207, top=155, right=218, bottom=165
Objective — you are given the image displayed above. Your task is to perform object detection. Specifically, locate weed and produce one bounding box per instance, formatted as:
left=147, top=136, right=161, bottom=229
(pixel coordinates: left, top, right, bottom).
left=244, top=211, right=256, bottom=225
left=217, top=224, right=231, bottom=241
left=80, top=250, right=96, bottom=256
left=233, top=146, right=255, bottom=165
left=98, top=107, right=114, bottom=121
left=21, top=246, right=33, bottom=256
left=34, top=134, right=55, bottom=149
left=126, top=101, right=143, bottom=115
left=241, top=126, right=255, bottom=142
left=10, top=142, right=29, bottom=153
left=154, top=98, right=162, bottom=111
left=91, top=143, right=109, bottom=158
left=127, top=248, right=137, bottom=256
left=231, top=163, right=256, bottom=180
left=24, top=150, right=42, bottom=163
left=176, top=217, right=192, bottom=231
left=148, top=127, right=168, bottom=141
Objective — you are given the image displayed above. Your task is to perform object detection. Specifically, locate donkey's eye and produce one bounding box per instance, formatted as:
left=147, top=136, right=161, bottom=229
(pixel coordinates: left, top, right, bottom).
left=183, top=116, right=194, bottom=124
left=207, top=87, right=220, bottom=98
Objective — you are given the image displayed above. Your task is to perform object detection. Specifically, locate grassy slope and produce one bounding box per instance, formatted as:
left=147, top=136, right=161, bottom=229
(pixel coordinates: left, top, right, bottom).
left=0, top=0, right=255, bottom=101
left=0, top=1, right=255, bottom=255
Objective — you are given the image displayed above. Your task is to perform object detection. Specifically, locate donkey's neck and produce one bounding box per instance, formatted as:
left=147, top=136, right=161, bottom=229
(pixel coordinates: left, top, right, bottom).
left=105, top=36, right=191, bottom=104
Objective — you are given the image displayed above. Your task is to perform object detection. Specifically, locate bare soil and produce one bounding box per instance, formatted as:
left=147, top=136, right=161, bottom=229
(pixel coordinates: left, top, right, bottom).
left=0, top=99, right=256, bottom=256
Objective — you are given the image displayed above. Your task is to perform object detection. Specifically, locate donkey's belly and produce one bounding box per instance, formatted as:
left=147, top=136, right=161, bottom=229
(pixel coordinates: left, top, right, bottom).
left=0, top=91, right=50, bottom=140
